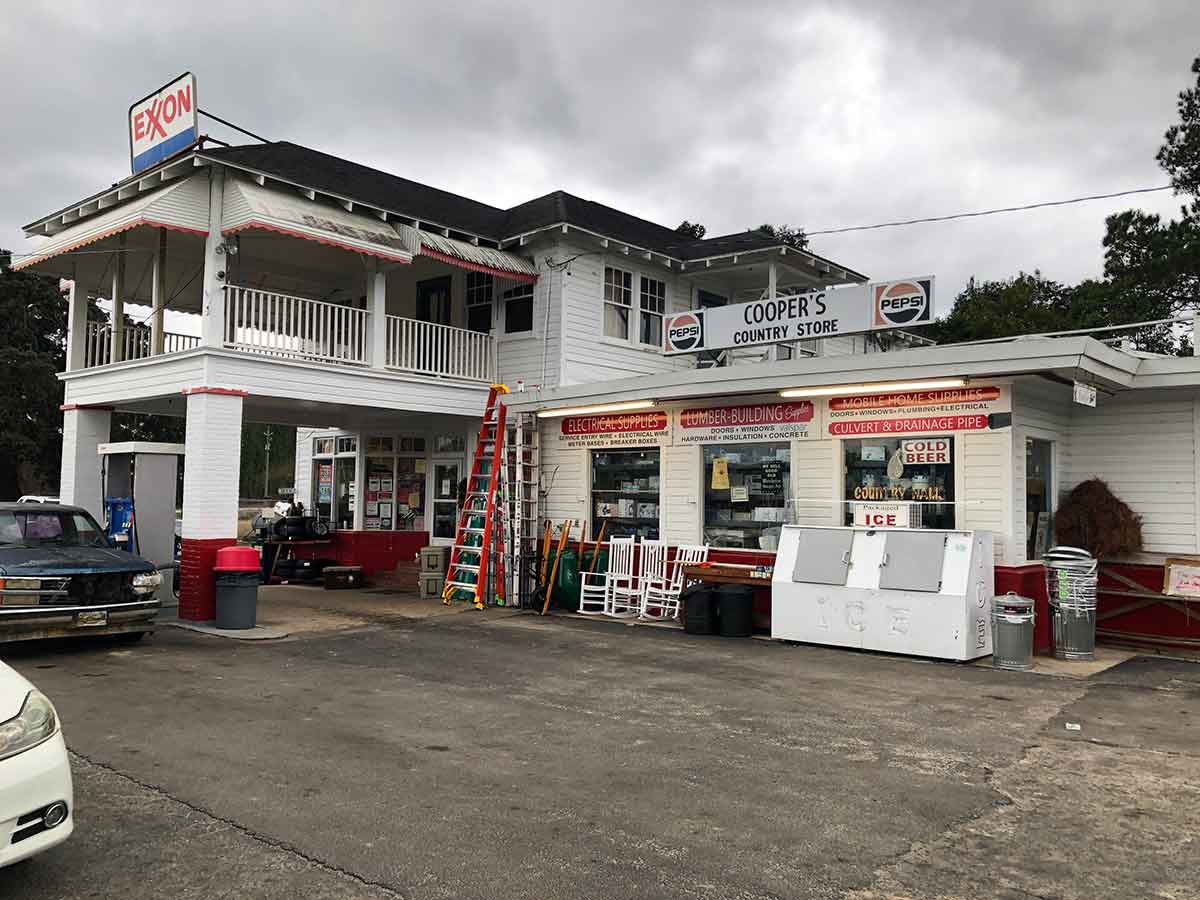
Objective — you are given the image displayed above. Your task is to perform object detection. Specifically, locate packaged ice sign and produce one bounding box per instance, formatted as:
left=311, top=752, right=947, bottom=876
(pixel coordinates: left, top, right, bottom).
left=901, top=438, right=951, bottom=465
left=129, top=73, right=198, bottom=174
left=853, top=502, right=915, bottom=528
left=661, top=276, right=934, bottom=354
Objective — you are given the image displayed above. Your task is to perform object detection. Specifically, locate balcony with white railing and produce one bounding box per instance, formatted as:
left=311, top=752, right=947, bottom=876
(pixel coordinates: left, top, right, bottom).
left=386, top=314, right=495, bottom=382
left=83, top=322, right=201, bottom=369
left=224, top=286, right=369, bottom=366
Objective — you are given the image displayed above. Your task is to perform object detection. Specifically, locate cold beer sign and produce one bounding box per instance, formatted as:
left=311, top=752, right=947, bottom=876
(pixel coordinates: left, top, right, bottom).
left=129, top=73, right=199, bottom=174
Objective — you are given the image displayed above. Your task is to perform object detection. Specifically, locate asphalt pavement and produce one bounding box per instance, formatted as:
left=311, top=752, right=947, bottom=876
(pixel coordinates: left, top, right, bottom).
left=2, top=609, right=1197, bottom=899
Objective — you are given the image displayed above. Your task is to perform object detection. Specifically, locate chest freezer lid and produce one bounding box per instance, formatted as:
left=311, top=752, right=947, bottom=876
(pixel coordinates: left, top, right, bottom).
left=790, top=528, right=856, bottom=585
left=879, top=530, right=947, bottom=592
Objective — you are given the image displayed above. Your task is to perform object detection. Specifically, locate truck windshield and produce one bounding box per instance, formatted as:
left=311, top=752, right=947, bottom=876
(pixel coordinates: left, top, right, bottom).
left=0, top=510, right=110, bottom=548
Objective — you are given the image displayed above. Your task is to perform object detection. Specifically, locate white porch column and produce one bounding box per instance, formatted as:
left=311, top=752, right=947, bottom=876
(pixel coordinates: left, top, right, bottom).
left=367, top=258, right=388, bottom=368
left=151, top=229, right=167, bottom=355
left=60, top=407, right=111, bottom=518
left=200, top=166, right=228, bottom=348
left=110, top=239, right=126, bottom=363
left=65, top=280, right=88, bottom=371
left=179, top=388, right=244, bottom=620
left=353, top=433, right=366, bottom=530
left=767, top=261, right=778, bottom=300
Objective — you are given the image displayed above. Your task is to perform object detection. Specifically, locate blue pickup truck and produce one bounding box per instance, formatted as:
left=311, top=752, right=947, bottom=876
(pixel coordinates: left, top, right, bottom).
left=0, top=503, right=161, bottom=643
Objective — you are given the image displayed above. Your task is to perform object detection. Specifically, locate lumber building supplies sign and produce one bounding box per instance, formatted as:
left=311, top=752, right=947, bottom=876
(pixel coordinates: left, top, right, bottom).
left=824, top=385, right=1011, bottom=437
left=677, top=400, right=818, bottom=444
left=558, top=411, right=672, bottom=448
left=662, top=277, right=934, bottom=354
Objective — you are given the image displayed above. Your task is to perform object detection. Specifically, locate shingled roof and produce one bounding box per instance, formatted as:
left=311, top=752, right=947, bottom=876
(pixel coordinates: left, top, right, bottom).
left=198, top=141, right=857, bottom=270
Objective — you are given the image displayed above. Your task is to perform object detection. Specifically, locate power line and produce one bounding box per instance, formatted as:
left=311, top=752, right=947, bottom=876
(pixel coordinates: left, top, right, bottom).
left=805, top=185, right=1175, bottom=236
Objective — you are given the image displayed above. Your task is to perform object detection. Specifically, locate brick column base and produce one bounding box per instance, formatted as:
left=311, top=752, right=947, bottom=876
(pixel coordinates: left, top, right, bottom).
left=180, top=537, right=237, bottom=621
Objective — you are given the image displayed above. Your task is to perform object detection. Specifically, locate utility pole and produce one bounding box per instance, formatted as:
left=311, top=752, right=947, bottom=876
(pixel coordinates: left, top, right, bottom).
left=263, top=427, right=273, bottom=499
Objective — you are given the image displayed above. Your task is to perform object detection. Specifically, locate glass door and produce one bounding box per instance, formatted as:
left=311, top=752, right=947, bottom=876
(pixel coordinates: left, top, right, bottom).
left=431, top=461, right=461, bottom=543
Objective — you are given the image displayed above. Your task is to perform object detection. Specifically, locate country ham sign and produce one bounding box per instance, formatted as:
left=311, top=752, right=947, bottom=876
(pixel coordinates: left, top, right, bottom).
left=824, top=385, right=1010, bottom=437
left=677, top=400, right=817, bottom=444
left=557, top=410, right=672, bottom=448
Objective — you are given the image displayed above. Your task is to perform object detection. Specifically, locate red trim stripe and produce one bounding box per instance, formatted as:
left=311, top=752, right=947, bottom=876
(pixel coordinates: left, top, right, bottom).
left=223, top=221, right=413, bottom=264
left=419, top=246, right=539, bottom=284
left=60, top=403, right=115, bottom=412
left=13, top=218, right=208, bottom=271
left=181, top=386, right=249, bottom=397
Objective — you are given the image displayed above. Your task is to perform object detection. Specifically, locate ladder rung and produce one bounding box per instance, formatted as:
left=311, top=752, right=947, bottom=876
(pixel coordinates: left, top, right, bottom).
left=445, top=581, right=480, bottom=591
left=452, top=563, right=481, bottom=572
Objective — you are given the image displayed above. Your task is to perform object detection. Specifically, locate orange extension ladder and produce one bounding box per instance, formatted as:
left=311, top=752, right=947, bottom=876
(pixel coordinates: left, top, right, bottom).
left=443, top=385, right=509, bottom=610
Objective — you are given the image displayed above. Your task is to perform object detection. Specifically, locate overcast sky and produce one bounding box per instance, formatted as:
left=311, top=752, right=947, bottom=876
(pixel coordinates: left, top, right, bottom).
left=3, top=0, right=1198, bottom=315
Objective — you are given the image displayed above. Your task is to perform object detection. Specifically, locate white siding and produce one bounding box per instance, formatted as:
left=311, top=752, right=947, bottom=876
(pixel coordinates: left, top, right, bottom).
left=1063, top=390, right=1197, bottom=556
left=791, top=439, right=839, bottom=526
left=497, top=262, right=561, bottom=391
left=661, top=443, right=701, bottom=545
left=959, top=430, right=1012, bottom=564
left=537, top=428, right=589, bottom=541
left=558, top=241, right=693, bottom=386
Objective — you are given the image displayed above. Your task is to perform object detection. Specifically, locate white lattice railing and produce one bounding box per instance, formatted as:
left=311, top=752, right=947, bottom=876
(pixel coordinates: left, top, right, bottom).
left=385, top=315, right=495, bottom=382
left=224, top=286, right=368, bottom=366
left=83, top=322, right=201, bottom=368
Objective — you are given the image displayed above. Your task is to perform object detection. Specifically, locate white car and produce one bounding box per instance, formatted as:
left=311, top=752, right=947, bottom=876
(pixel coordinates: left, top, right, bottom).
left=0, top=661, right=73, bottom=867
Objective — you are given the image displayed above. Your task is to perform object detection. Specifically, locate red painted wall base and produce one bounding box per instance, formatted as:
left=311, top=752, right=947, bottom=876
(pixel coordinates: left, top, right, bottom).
left=179, top=537, right=237, bottom=621
left=288, top=530, right=430, bottom=577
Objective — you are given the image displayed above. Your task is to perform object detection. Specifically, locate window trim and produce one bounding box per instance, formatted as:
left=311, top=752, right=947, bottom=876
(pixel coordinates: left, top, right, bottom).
left=603, top=265, right=634, bottom=341
left=638, top=275, right=666, bottom=347
left=465, top=271, right=495, bottom=334
left=501, top=282, right=535, bottom=335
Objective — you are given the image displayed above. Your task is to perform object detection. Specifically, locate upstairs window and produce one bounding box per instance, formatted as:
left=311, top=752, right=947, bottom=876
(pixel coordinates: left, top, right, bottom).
left=503, top=283, right=534, bottom=334
left=604, top=266, right=632, bottom=339
left=639, top=276, right=666, bottom=346
left=466, top=272, right=494, bottom=333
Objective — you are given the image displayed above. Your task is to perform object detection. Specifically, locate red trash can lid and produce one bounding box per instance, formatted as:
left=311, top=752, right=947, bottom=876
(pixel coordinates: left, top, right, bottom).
left=214, top=546, right=261, bottom=572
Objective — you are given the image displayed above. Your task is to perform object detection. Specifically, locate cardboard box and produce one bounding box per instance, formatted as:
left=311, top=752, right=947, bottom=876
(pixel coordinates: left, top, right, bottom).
left=636, top=502, right=658, bottom=518
left=617, top=499, right=637, bottom=517
left=596, top=501, right=616, bottom=518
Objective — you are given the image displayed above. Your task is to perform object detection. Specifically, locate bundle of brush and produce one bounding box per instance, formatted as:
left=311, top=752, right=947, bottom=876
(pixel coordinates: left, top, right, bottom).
left=1052, top=478, right=1143, bottom=559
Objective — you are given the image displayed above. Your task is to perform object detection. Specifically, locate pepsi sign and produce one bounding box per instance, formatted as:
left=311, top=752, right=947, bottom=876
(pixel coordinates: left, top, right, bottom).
left=129, top=73, right=199, bottom=174
left=873, top=279, right=933, bottom=328
left=665, top=310, right=705, bottom=352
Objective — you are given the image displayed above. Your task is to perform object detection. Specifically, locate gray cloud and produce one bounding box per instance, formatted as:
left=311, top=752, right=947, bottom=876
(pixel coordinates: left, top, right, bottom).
left=2, top=0, right=1197, bottom=312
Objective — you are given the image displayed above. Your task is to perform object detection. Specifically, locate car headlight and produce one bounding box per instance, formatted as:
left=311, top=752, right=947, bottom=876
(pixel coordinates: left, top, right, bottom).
left=132, top=571, right=162, bottom=595
left=0, top=690, right=59, bottom=761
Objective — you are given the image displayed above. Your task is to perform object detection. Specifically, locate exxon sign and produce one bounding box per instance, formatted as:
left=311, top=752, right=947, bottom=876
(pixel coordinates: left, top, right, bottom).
left=129, top=73, right=198, bottom=174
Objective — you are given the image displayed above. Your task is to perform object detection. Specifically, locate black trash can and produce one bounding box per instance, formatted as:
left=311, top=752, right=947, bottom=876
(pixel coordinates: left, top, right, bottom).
left=214, top=546, right=261, bottom=630
left=716, top=585, right=754, bottom=637
left=683, top=587, right=718, bottom=635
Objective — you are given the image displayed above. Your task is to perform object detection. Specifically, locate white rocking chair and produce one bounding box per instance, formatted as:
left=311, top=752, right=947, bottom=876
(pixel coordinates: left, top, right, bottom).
left=609, top=539, right=666, bottom=618
left=641, top=544, right=709, bottom=620
left=579, top=535, right=634, bottom=615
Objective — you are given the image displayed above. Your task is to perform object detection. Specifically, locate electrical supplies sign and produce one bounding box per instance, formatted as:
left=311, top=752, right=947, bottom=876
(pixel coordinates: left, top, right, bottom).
left=129, top=73, right=198, bottom=174
left=825, top=385, right=1010, bottom=437
left=662, top=277, right=933, bottom=354
left=558, top=411, right=672, bottom=448
left=677, top=400, right=816, bottom=444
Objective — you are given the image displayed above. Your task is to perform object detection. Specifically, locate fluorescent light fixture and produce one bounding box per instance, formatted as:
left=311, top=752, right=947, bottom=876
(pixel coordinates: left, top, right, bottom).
left=536, top=399, right=656, bottom=418
left=779, top=377, right=967, bottom=399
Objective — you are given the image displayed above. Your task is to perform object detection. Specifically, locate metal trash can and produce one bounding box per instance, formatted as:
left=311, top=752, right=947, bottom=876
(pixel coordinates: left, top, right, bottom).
left=1043, top=546, right=1099, bottom=661
left=991, top=593, right=1035, bottom=671
left=214, top=546, right=261, bottom=630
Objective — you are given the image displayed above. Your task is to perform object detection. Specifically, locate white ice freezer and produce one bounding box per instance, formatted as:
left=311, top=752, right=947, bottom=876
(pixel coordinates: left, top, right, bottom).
left=771, top=526, right=994, bottom=661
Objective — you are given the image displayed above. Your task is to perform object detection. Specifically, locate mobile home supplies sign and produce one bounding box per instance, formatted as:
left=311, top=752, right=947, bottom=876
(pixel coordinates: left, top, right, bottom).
left=677, top=400, right=816, bottom=444
left=129, top=73, right=199, bottom=174
left=662, top=277, right=934, bottom=354
left=825, top=385, right=1010, bottom=437
left=558, top=411, right=672, bottom=448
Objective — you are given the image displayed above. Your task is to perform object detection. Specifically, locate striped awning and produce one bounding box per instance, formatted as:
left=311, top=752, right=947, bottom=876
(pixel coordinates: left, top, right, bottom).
left=221, top=178, right=415, bottom=264
left=395, top=223, right=538, bottom=283
left=13, top=176, right=210, bottom=271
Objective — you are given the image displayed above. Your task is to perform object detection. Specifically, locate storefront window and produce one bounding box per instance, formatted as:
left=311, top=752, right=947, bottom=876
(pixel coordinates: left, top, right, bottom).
left=367, top=436, right=394, bottom=454
left=435, top=434, right=465, bottom=453
left=336, top=436, right=357, bottom=454
left=1026, top=438, right=1053, bottom=558
left=703, top=443, right=790, bottom=549
left=313, top=459, right=334, bottom=521
left=365, top=457, right=396, bottom=530
left=843, top=436, right=956, bottom=529
left=395, top=457, right=426, bottom=531
left=334, top=458, right=356, bottom=529
left=591, top=449, right=660, bottom=540
left=313, top=437, right=335, bottom=456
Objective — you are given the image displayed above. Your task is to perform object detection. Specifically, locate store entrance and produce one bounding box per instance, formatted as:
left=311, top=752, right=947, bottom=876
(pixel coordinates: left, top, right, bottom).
left=430, top=459, right=462, bottom=545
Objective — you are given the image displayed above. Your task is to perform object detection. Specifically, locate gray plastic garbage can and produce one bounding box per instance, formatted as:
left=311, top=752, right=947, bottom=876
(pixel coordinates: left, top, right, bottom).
left=214, top=546, right=261, bottom=630
left=991, top=593, right=1035, bottom=671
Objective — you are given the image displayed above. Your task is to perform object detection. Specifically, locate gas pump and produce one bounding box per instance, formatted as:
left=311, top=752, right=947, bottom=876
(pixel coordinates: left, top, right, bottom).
left=99, top=442, right=184, bottom=609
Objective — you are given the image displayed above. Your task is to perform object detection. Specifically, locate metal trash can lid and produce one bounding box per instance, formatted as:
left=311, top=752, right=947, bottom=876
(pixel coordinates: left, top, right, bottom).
left=993, top=592, right=1034, bottom=610
left=214, top=545, right=261, bottom=572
